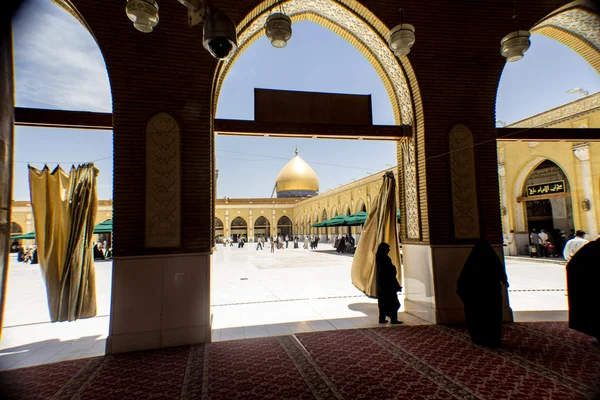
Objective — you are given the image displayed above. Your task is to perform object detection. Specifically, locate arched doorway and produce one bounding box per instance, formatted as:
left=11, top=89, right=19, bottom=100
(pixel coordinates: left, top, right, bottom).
left=522, top=160, right=574, bottom=238
left=215, top=218, right=224, bottom=244
left=230, top=217, right=248, bottom=242
left=277, top=215, right=292, bottom=238
left=254, top=216, right=270, bottom=240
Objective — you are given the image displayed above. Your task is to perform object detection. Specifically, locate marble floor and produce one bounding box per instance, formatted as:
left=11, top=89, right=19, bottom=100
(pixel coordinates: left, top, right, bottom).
left=0, top=246, right=568, bottom=370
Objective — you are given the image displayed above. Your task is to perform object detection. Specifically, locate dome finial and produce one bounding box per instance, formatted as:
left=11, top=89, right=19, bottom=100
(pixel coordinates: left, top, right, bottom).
left=295, top=146, right=298, bottom=156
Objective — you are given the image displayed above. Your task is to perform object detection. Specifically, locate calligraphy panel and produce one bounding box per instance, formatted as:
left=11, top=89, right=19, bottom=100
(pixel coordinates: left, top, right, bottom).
left=449, top=125, right=480, bottom=239
left=145, top=112, right=181, bottom=248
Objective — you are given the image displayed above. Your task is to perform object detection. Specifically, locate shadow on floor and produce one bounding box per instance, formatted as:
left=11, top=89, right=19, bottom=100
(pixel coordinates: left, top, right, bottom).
left=0, top=335, right=105, bottom=371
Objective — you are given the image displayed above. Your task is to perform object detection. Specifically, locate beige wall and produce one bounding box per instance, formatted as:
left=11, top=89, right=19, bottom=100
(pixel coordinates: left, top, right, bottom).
left=499, top=94, right=600, bottom=254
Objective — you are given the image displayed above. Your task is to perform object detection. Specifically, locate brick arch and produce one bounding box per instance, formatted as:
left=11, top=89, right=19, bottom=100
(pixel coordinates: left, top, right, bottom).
left=531, top=2, right=600, bottom=74
left=354, top=198, right=366, bottom=214
left=212, top=0, right=418, bottom=126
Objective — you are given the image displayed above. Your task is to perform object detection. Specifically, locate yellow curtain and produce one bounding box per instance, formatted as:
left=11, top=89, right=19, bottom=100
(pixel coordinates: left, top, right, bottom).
left=351, top=171, right=401, bottom=298
left=29, top=164, right=99, bottom=322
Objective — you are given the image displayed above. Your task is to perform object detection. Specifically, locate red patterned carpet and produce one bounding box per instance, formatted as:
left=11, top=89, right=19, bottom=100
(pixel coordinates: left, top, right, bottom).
left=1, top=322, right=599, bottom=399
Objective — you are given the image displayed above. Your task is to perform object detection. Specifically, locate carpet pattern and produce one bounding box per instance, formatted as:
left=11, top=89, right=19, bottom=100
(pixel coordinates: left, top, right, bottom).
left=1, top=322, right=599, bottom=400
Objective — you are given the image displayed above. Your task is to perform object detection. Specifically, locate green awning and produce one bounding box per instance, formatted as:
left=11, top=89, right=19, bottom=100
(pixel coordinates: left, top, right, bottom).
left=11, top=232, right=36, bottom=240
left=93, top=219, right=113, bottom=234
left=345, top=211, right=368, bottom=226
left=323, top=214, right=349, bottom=227
left=312, top=221, right=327, bottom=228
left=397, top=209, right=401, bottom=222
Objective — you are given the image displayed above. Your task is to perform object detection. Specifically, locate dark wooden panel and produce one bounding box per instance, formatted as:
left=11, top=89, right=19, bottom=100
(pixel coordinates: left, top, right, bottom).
left=14, top=107, right=113, bottom=130
left=214, top=119, right=410, bottom=140
left=254, top=88, right=372, bottom=125
left=497, top=128, right=600, bottom=142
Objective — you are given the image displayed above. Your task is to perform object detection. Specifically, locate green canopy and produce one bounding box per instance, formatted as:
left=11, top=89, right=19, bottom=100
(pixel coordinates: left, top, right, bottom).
left=312, top=221, right=327, bottom=228
left=323, top=214, right=349, bottom=227
left=11, top=232, right=36, bottom=240
left=93, top=219, right=113, bottom=234
left=345, top=211, right=368, bottom=226
left=397, top=209, right=401, bottom=222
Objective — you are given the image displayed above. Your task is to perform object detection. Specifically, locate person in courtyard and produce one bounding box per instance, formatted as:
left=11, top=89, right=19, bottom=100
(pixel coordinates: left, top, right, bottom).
left=529, top=229, right=541, bottom=258
left=566, top=237, right=600, bottom=343
left=563, top=230, right=588, bottom=261
left=457, top=239, right=509, bottom=347
left=294, top=236, right=299, bottom=248
left=376, top=242, right=403, bottom=324
left=336, top=235, right=346, bottom=253
left=539, top=229, right=549, bottom=257
left=270, top=236, right=275, bottom=253
left=304, top=236, right=309, bottom=249
left=256, top=236, right=263, bottom=250
left=285, top=235, right=289, bottom=248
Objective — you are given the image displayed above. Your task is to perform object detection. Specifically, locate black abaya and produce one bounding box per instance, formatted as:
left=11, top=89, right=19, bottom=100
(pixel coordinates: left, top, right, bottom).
left=566, top=238, right=600, bottom=341
left=376, top=246, right=401, bottom=321
left=457, top=239, right=508, bottom=347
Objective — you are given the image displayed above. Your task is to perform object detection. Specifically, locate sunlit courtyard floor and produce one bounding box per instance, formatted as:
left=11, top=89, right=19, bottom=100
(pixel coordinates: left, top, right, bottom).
left=0, top=246, right=569, bottom=370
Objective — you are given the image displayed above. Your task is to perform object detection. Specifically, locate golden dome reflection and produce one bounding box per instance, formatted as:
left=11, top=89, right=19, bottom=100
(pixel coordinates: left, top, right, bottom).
left=275, top=148, right=319, bottom=197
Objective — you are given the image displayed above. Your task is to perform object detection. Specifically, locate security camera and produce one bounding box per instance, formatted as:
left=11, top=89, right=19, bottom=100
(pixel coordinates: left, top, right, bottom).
left=203, top=9, right=237, bottom=59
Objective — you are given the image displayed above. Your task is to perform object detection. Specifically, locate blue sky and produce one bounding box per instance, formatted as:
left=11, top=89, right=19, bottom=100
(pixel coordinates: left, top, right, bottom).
left=11, top=0, right=600, bottom=200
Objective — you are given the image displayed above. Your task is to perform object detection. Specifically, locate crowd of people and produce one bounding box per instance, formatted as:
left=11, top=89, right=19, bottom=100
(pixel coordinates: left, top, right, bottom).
left=93, top=241, right=113, bottom=260
left=527, top=228, right=591, bottom=260
left=333, top=234, right=356, bottom=254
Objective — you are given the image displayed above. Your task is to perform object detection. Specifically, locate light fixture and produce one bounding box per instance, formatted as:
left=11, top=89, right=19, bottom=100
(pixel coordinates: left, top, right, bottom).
left=265, top=1, right=292, bottom=48
left=126, top=0, right=159, bottom=33
left=567, top=88, right=589, bottom=96
left=500, top=30, right=531, bottom=62
left=500, top=0, right=530, bottom=62
left=388, top=23, right=415, bottom=58
left=203, top=8, right=238, bottom=60
left=388, top=6, right=415, bottom=58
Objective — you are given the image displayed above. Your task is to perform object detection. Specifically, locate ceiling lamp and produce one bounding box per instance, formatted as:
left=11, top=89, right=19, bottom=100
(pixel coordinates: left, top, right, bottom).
left=501, top=0, right=530, bottom=62
left=126, top=0, right=159, bottom=33
left=388, top=7, right=415, bottom=58
left=500, top=30, right=531, bottom=62
left=388, top=24, right=415, bottom=58
left=265, top=12, right=292, bottom=48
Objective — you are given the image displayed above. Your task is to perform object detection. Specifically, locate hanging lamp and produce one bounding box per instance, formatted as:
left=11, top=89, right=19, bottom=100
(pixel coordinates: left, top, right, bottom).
left=126, top=0, right=159, bottom=33
left=500, top=0, right=531, bottom=62
left=265, top=1, right=292, bottom=48
left=388, top=7, right=415, bottom=58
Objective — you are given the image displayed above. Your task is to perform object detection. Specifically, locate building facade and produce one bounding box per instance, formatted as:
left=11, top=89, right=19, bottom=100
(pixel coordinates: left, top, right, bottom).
left=499, top=92, right=600, bottom=254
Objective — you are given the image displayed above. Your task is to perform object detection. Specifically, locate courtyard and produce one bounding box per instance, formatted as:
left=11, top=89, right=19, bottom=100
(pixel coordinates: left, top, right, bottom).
left=0, top=245, right=568, bottom=370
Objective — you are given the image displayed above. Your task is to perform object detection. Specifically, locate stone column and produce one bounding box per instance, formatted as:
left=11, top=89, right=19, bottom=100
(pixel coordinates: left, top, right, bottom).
left=498, top=162, right=513, bottom=255
left=573, top=143, right=598, bottom=239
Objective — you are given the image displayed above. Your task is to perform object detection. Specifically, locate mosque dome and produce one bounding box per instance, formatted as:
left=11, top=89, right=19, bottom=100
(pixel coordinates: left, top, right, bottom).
left=275, top=149, right=319, bottom=198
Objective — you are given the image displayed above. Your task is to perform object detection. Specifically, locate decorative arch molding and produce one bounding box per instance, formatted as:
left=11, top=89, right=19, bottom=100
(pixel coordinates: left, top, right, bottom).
left=342, top=202, right=351, bottom=216
left=532, top=2, right=600, bottom=73
left=213, top=0, right=415, bottom=125
left=449, top=124, right=480, bottom=239
left=145, top=112, right=181, bottom=248
left=215, top=218, right=224, bottom=227
left=354, top=198, right=366, bottom=214
left=512, top=156, right=574, bottom=232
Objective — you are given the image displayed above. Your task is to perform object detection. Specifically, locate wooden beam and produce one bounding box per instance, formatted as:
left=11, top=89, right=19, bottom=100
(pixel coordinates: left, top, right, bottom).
left=213, top=119, right=411, bottom=140
left=497, top=128, right=600, bottom=142
left=516, top=192, right=570, bottom=203
left=14, top=107, right=112, bottom=130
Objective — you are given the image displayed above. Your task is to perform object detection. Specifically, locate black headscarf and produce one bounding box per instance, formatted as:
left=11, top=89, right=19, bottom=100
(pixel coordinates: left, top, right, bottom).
left=457, top=239, right=508, bottom=302
left=376, top=242, right=400, bottom=293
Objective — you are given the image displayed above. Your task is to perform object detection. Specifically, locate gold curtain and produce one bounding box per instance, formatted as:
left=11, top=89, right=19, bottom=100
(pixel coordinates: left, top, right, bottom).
left=351, top=171, right=401, bottom=298
left=29, top=164, right=98, bottom=322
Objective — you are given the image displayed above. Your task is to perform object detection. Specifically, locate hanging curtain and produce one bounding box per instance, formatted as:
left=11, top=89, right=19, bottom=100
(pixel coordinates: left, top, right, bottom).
left=351, top=171, right=401, bottom=298
left=29, top=164, right=99, bottom=322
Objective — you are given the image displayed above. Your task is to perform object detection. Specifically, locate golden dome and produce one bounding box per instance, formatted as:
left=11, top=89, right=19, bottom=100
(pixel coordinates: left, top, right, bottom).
left=275, top=149, right=319, bottom=195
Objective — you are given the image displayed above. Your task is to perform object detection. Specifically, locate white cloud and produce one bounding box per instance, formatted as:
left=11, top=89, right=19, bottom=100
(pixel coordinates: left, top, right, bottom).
left=13, top=0, right=112, bottom=111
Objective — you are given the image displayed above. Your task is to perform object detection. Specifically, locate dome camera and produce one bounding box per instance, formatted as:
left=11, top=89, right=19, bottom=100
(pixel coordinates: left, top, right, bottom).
left=203, top=9, right=238, bottom=59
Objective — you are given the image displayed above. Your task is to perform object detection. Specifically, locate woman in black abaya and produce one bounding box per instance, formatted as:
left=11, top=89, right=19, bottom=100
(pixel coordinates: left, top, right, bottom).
left=376, top=242, right=403, bottom=324
left=457, top=239, right=509, bottom=347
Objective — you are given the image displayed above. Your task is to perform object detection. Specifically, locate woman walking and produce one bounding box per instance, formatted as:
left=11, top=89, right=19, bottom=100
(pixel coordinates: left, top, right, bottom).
left=376, top=242, right=403, bottom=324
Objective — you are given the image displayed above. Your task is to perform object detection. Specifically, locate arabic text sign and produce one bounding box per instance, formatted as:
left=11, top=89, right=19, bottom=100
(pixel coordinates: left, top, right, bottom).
left=526, top=180, right=565, bottom=197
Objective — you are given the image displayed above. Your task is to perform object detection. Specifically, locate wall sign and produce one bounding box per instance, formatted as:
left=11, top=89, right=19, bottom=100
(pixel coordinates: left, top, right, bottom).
left=526, top=180, right=565, bottom=197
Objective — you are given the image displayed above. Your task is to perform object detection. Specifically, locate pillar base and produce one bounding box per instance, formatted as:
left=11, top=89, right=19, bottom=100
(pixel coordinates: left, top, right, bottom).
left=402, top=243, right=513, bottom=324
left=106, top=253, right=211, bottom=354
